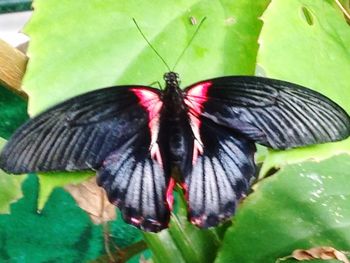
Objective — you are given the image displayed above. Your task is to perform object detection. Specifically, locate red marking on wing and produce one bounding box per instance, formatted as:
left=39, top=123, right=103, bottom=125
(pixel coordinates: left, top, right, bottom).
left=185, top=81, right=212, bottom=116
left=131, top=217, right=142, bottom=225
left=184, top=81, right=212, bottom=164
left=180, top=182, right=188, bottom=201
left=131, top=88, right=163, bottom=166
left=166, top=178, right=175, bottom=211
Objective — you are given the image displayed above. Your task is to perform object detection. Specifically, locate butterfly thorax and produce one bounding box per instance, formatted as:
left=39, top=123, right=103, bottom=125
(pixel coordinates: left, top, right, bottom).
left=162, top=72, right=187, bottom=115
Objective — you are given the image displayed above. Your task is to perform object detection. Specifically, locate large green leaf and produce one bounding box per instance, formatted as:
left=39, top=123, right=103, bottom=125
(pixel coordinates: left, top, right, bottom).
left=0, top=138, right=25, bottom=214
left=215, top=2, right=350, bottom=262
left=22, top=0, right=269, bottom=208
left=16, top=1, right=350, bottom=262
left=143, top=191, right=224, bottom=263
left=216, top=154, right=350, bottom=263
left=257, top=0, right=350, bottom=174
left=258, top=0, right=350, bottom=106
left=260, top=140, right=350, bottom=178
left=21, top=1, right=270, bottom=258
left=24, top=0, right=269, bottom=116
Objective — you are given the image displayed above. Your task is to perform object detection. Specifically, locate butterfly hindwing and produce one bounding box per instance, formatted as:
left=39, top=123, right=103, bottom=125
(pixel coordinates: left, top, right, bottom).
left=183, top=118, right=256, bottom=228
left=185, top=76, right=350, bottom=149
left=0, top=86, right=159, bottom=173
left=97, top=130, right=170, bottom=232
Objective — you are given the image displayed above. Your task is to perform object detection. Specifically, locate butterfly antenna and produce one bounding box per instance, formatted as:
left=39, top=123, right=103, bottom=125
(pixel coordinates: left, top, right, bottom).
left=133, top=18, right=171, bottom=71
left=172, top=17, right=207, bottom=71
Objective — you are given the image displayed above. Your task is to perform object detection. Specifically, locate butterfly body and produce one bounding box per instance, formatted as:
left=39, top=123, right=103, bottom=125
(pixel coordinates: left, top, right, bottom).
left=158, top=72, right=194, bottom=177
left=1, top=73, right=350, bottom=232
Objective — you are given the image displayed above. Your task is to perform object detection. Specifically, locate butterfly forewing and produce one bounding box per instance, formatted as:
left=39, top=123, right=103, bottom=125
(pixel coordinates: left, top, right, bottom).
left=185, top=76, right=350, bottom=149
left=0, top=86, right=157, bottom=173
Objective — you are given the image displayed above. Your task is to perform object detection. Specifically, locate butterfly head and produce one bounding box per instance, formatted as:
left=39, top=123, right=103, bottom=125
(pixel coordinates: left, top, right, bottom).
left=164, top=72, right=180, bottom=88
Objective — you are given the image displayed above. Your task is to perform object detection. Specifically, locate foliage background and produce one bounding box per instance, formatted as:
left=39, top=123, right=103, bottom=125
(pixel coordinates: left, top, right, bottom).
left=1, top=0, right=350, bottom=262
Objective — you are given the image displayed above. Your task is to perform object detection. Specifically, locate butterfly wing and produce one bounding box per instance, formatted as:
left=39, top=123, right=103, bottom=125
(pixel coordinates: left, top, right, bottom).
left=182, top=76, right=350, bottom=227
left=97, top=88, right=171, bottom=231
left=0, top=86, right=157, bottom=172
left=185, top=76, right=350, bottom=149
left=183, top=118, right=256, bottom=228
left=0, top=86, right=171, bottom=231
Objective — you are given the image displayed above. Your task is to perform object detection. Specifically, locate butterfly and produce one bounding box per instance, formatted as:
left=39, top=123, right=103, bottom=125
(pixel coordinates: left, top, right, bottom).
left=1, top=71, right=350, bottom=232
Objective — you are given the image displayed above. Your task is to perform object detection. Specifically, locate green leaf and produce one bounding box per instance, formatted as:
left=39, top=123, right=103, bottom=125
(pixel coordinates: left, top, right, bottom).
left=144, top=191, right=223, bottom=263
left=257, top=0, right=350, bottom=173
left=0, top=174, right=103, bottom=262
left=0, top=170, right=24, bottom=214
left=0, top=84, right=28, bottom=139
left=24, top=0, right=269, bottom=116
left=216, top=154, right=350, bottom=263
left=0, top=0, right=32, bottom=14
left=260, top=139, right=350, bottom=177
left=37, top=171, right=94, bottom=211
left=0, top=174, right=144, bottom=262
left=21, top=2, right=271, bottom=257
left=21, top=0, right=269, bottom=206
left=258, top=0, right=350, bottom=107
left=0, top=138, right=25, bottom=214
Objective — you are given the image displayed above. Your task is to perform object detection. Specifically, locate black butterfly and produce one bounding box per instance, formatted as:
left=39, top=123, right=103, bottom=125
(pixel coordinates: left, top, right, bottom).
left=1, top=71, right=350, bottom=232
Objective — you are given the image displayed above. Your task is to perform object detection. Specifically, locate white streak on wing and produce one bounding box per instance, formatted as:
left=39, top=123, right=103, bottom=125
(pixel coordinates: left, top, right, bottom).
left=212, top=157, right=236, bottom=203
left=188, top=157, right=203, bottom=211
left=153, top=160, right=165, bottom=200
left=142, top=160, right=155, bottom=216
left=222, top=137, right=247, bottom=167
left=112, top=156, right=134, bottom=191
left=125, top=163, right=143, bottom=208
left=219, top=148, right=241, bottom=186
left=204, top=157, right=219, bottom=214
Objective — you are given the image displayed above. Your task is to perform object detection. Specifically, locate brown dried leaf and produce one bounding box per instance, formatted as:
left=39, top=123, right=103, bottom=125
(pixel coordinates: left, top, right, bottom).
left=65, top=177, right=116, bottom=224
left=279, top=246, right=350, bottom=263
